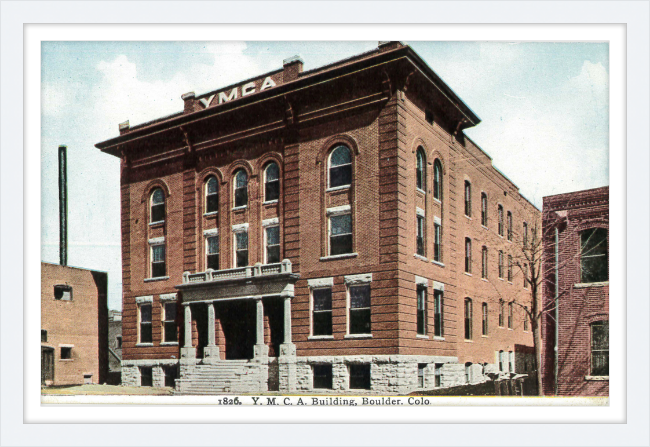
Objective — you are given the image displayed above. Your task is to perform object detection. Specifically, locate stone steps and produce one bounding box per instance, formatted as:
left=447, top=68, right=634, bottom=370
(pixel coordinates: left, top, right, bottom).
left=175, top=361, right=265, bottom=395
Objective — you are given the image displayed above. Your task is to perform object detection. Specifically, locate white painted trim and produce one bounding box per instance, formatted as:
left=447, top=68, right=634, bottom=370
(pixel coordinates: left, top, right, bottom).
left=58, top=344, right=74, bottom=348
left=159, top=293, right=177, bottom=302
left=232, top=222, right=249, bottom=232
left=203, top=228, right=219, bottom=236
left=148, top=237, right=165, bottom=245
left=344, top=273, right=372, bottom=284
left=326, top=204, right=351, bottom=216
left=416, top=207, right=425, bottom=217
left=325, top=184, right=351, bottom=193
left=434, top=216, right=442, bottom=225
left=203, top=211, right=219, bottom=217
left=262, top=217, right=279, bottom=227
left=414, top=275, right=428, bottom=286
left=433, top=281, right=445, bottom=291
left=320, top=253, right=358, bottom=261
left=135, top=295, right=153, bottom=304
left=308, top=277, right=334, bottom=288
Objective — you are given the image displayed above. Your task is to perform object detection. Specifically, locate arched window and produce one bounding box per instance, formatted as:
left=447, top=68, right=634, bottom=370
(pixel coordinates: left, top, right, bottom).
left=205, top=176, right=219, bottom=213
left=233, top=169, right=248, bottom=208
left=328, top=145, right=352, bottom=188
left=150, top=188, right=165, bottom=223
left=433, top=159, right=443, bottom=200
left=464, top=181, right=472, bottom=217
left=507, top=211, right=513, bottom=241
left=264, top=162, right=280, bottom=202
left=464, top=298, right=473, bottom=340
left=465, top=237, right=472, bottom=273
left=481, top=193, right=488, bottom=227
left=481, top=246, right=488, bottom=279
left=498, top=205, right=504, bottom=236
left=416, top=147, right=426, bottom=191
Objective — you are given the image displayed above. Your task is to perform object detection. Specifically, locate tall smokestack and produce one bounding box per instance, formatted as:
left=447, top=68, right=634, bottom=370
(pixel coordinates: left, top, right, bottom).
left=58, top=145, right=68, bottom=266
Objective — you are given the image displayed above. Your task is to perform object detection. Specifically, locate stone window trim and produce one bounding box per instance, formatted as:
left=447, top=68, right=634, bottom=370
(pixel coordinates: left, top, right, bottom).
left=346, top=280, right=372, bottom=336
left=135, top=295, right=154, bottom=305
left=320, top=253, right=358, bottom=261
left=144, top=276, right=169, bottom=283
left=414, top=275, right=428, bottom=286
left=433, top=215, right=442, bottom=225
left=231, top=223, right=249, bottom=233
left=585, top=376, right=609, bottom=381
left=203, top=228, right=219, bottom=237
left=203, top=211, right=219, bottom=217
left=433, top=281, right=444, bottom=291
left=326, top=205, right=351, bottom=216
left=344, top=273, right=372, bottom=285
left=574, top=281, right=609, bottom=288
left=148, top=237, right=165, bottom=245
left=326, top=184, right=351, bottom=193
left=308, top=277, right=334, bottom=288
left=262, top=217, right=279, bottom=227
left=159, top=293, right=177, bottom=302
left=416, top=207, right=425, bottom=217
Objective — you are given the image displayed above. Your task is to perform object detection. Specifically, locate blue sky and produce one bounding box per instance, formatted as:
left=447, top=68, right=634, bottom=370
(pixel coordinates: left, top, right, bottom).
left=41, top=41, right=609, bottom=310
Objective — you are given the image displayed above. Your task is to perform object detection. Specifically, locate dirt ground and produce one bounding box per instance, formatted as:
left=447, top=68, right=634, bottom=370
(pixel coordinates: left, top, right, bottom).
left=41, top=384, right=174, bottom=396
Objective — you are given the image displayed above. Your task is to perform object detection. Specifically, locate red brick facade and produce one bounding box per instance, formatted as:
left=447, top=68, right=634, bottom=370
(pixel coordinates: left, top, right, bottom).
left=541, top=187, right=609, bottom=396
left=41, top=262, right=108, bottom=385
left=97, top=42, right=538, bottom=390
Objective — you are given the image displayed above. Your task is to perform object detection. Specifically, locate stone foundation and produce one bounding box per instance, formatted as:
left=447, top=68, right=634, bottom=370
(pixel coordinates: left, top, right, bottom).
left=121, top=359, right=179, bottom=387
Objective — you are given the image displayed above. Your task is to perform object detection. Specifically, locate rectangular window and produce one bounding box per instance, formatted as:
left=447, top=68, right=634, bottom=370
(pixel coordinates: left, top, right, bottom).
left=54, top=284, right=72, bottom=301
left=523, top=222, right=528, bottom=247
left=116, top=335, right=122, bottom=349
left=151, top=244, right=166, bottom=278
left=349, top=364, right=371, bottom=390
left=523, top=307, right=529, bottom=331
left=330, top=213, right=352, bottom=256
left=313, top=364, right=333, bottom=389
left=416, top=215, right=425, bottom=256
left=163, top=302, right=177, bottom=343
left=312, top=288, right=333, bottom=336
left=507, top=211, right=513, bottom=241
left=508, top=302, right=513, bottom=329
left=499, top=300, right=504, bottom=327
left=581, top=228, right=608, bottom=283
left=523, top=263, right=528, bottom=288
left=499, top=351, right=506, bottom=372
left=418, top=363, right=426, bottom=388
left=235, top=231, right=248, bottom=267
left=41, top=330, right=47, bottom=342
left=60, top=346, right=72, bottom=359
left=139, top=303, right=152, bottom=344
left=498, top=250, right=504, bottom=278
left=163, top=365, right=178, bottom=388
left=206, top=235, right=219, bottom=270
left=481, top=246, right=488, bottom=279
left=465, top=238, right=472, bottom=273
left=434, top=222, right=442, bottom=262
left=349, top=284, right=371, bottom=335
left=265, top=226, right=281, bottom=264
left=433, top=290, right=443, bottom=337
left=482, top=303, right=488, bottom=336
left=591, top=321, right=609, bottom=376
left=140, top=366, right=153, bottom=387
left=417, top=284, right=427, bottom=336
left=464, top=298, right=473, bottom=340
left=481, top=193, right=488, bottom=227
left=434, top=363, right=443, bottom=387
left=509, top=351, right=515, bottom=373
left=464, top=181, right=472, bottom=217
left=507, top=255, right=513, bottom=282
left=498, top=205, right=504, bottom=236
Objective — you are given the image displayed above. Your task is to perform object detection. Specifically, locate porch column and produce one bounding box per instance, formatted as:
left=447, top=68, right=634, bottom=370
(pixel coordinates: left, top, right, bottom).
left=279, top=296, right=296, bottom=392
left=283, top=297, right=292, bottom=344
left=180, top=303, right=195, bottom=362
left=203, top=301, right=220, bottom=363
left=254, top=297, right=269, bottom=360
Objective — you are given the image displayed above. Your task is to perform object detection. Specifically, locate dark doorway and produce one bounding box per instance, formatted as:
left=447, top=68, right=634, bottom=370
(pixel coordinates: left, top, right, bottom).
left=192, top=304, right=209, bottom=359
left=41, top=346, right=54, bottom=385
left=218, top=300, right=256, bottom=360
left=264, top=297, right=284, bottom=358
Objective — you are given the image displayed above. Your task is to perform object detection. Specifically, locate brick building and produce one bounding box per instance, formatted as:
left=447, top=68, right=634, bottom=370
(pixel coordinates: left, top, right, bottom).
left=541, top=186, right=609, bottom=396
left=41, top=262, right=109, bottom=386
left=96, top=42, right=538, bottom=394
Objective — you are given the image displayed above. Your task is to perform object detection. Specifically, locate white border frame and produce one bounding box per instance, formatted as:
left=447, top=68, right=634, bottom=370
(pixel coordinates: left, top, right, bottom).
left=1, top=3, right=647, bottom=447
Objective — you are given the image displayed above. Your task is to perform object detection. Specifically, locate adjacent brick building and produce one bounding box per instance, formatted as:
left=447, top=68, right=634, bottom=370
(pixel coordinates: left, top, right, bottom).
left=41, top=262, right=109, bottom=386
left=541, top=186, right=609, bottom=396
left=96, top=41, right=538, bottom=394
left=107, top=309, right=123, bottom=384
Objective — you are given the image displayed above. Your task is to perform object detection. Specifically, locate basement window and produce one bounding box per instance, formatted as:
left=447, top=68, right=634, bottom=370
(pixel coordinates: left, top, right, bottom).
left=60, top=346, right=72, bottom=360
left=418, top=364, right=426, bottom=388
left=54, top=285, right=72, bottom=301
left=349, top=364, right=371, bottom=390
left=313, top=364, right=333, bottom=389
left=163, top=365, right=178, bottom=388
left=140, top=366, right=153, bottom=387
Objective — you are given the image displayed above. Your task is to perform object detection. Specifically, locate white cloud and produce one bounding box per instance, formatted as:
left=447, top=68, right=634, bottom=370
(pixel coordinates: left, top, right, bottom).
left=41, top=83, right=68, bottom=116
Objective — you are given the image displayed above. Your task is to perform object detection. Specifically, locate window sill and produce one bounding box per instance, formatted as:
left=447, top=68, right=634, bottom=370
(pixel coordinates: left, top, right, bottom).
left=59, top=359, right=74, bottom=362
left=585, top=375, right=609, bottom=381
left=464, top=339, right=473, bottom=343
left=431, top=260, right=445, bottom=267
left=344, top=334, right=372, bottom=339
left=263, top=199, right=279, bottom=205
left=160, top=342, right=179, bottom=346
left=481, top=278, right=488, bottom=282
left=465, top=215, right=472, bottom=220
left=416, top=188, right=426, bottom=196
left=433, top=198, right=442, bottom=205
left=320, top=253, right=358, bottom=261
left=326, top=185, right=351, bottom=193
left=481, top=225, right=489, bottom=230
left=149, top=221, right=165, bottom=227
left=417, top=335, right=429, bottom=339
left=508, top=328, right=514, bottom=331
left=481, top=335, right=489, bottom=338
left=507, top=281, right=513, bottom=285
left=136, top=343, right=154, bottom=347
left=574, top=281, right=609, bottom=288
left=464, top=272, right=472, bottom=277
left=432, top=336, right=445, bottom=341
left=144, top=276, right=169, bottom=282
left=498, top=277, right=504, bottom=281
left=414, top=254, right=428, bottom=262
left=203, top=211, right=219, bottom=217
left=308, top=335, right=334, bottom=340
left=232, top=205, right=247, bottom=211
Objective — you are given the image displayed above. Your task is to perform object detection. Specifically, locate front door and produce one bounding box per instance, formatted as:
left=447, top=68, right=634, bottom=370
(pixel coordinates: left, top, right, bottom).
left=41, top=347, right=54, bottom=385
left=219, top=300, right=255, bottom=360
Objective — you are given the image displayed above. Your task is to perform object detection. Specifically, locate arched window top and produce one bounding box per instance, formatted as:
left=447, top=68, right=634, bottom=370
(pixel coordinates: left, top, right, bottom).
left=234, top=169, right=248, bottom=188
left=151, top=188, right=164, bottom=204
left=416, top=147, right=426, bottom=191
left=265, top=162, right=279, bottom=182
left=205, top=176, right=219, bottom=213
left=328, top=145, right=352, bottom=188
left=206, top=176, right=218, bottom=194
left=330, top=145, right=351, bottom=167
left=233, top=169, right=248, bottom=208
left=433, top=159, right=443, bottom=200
